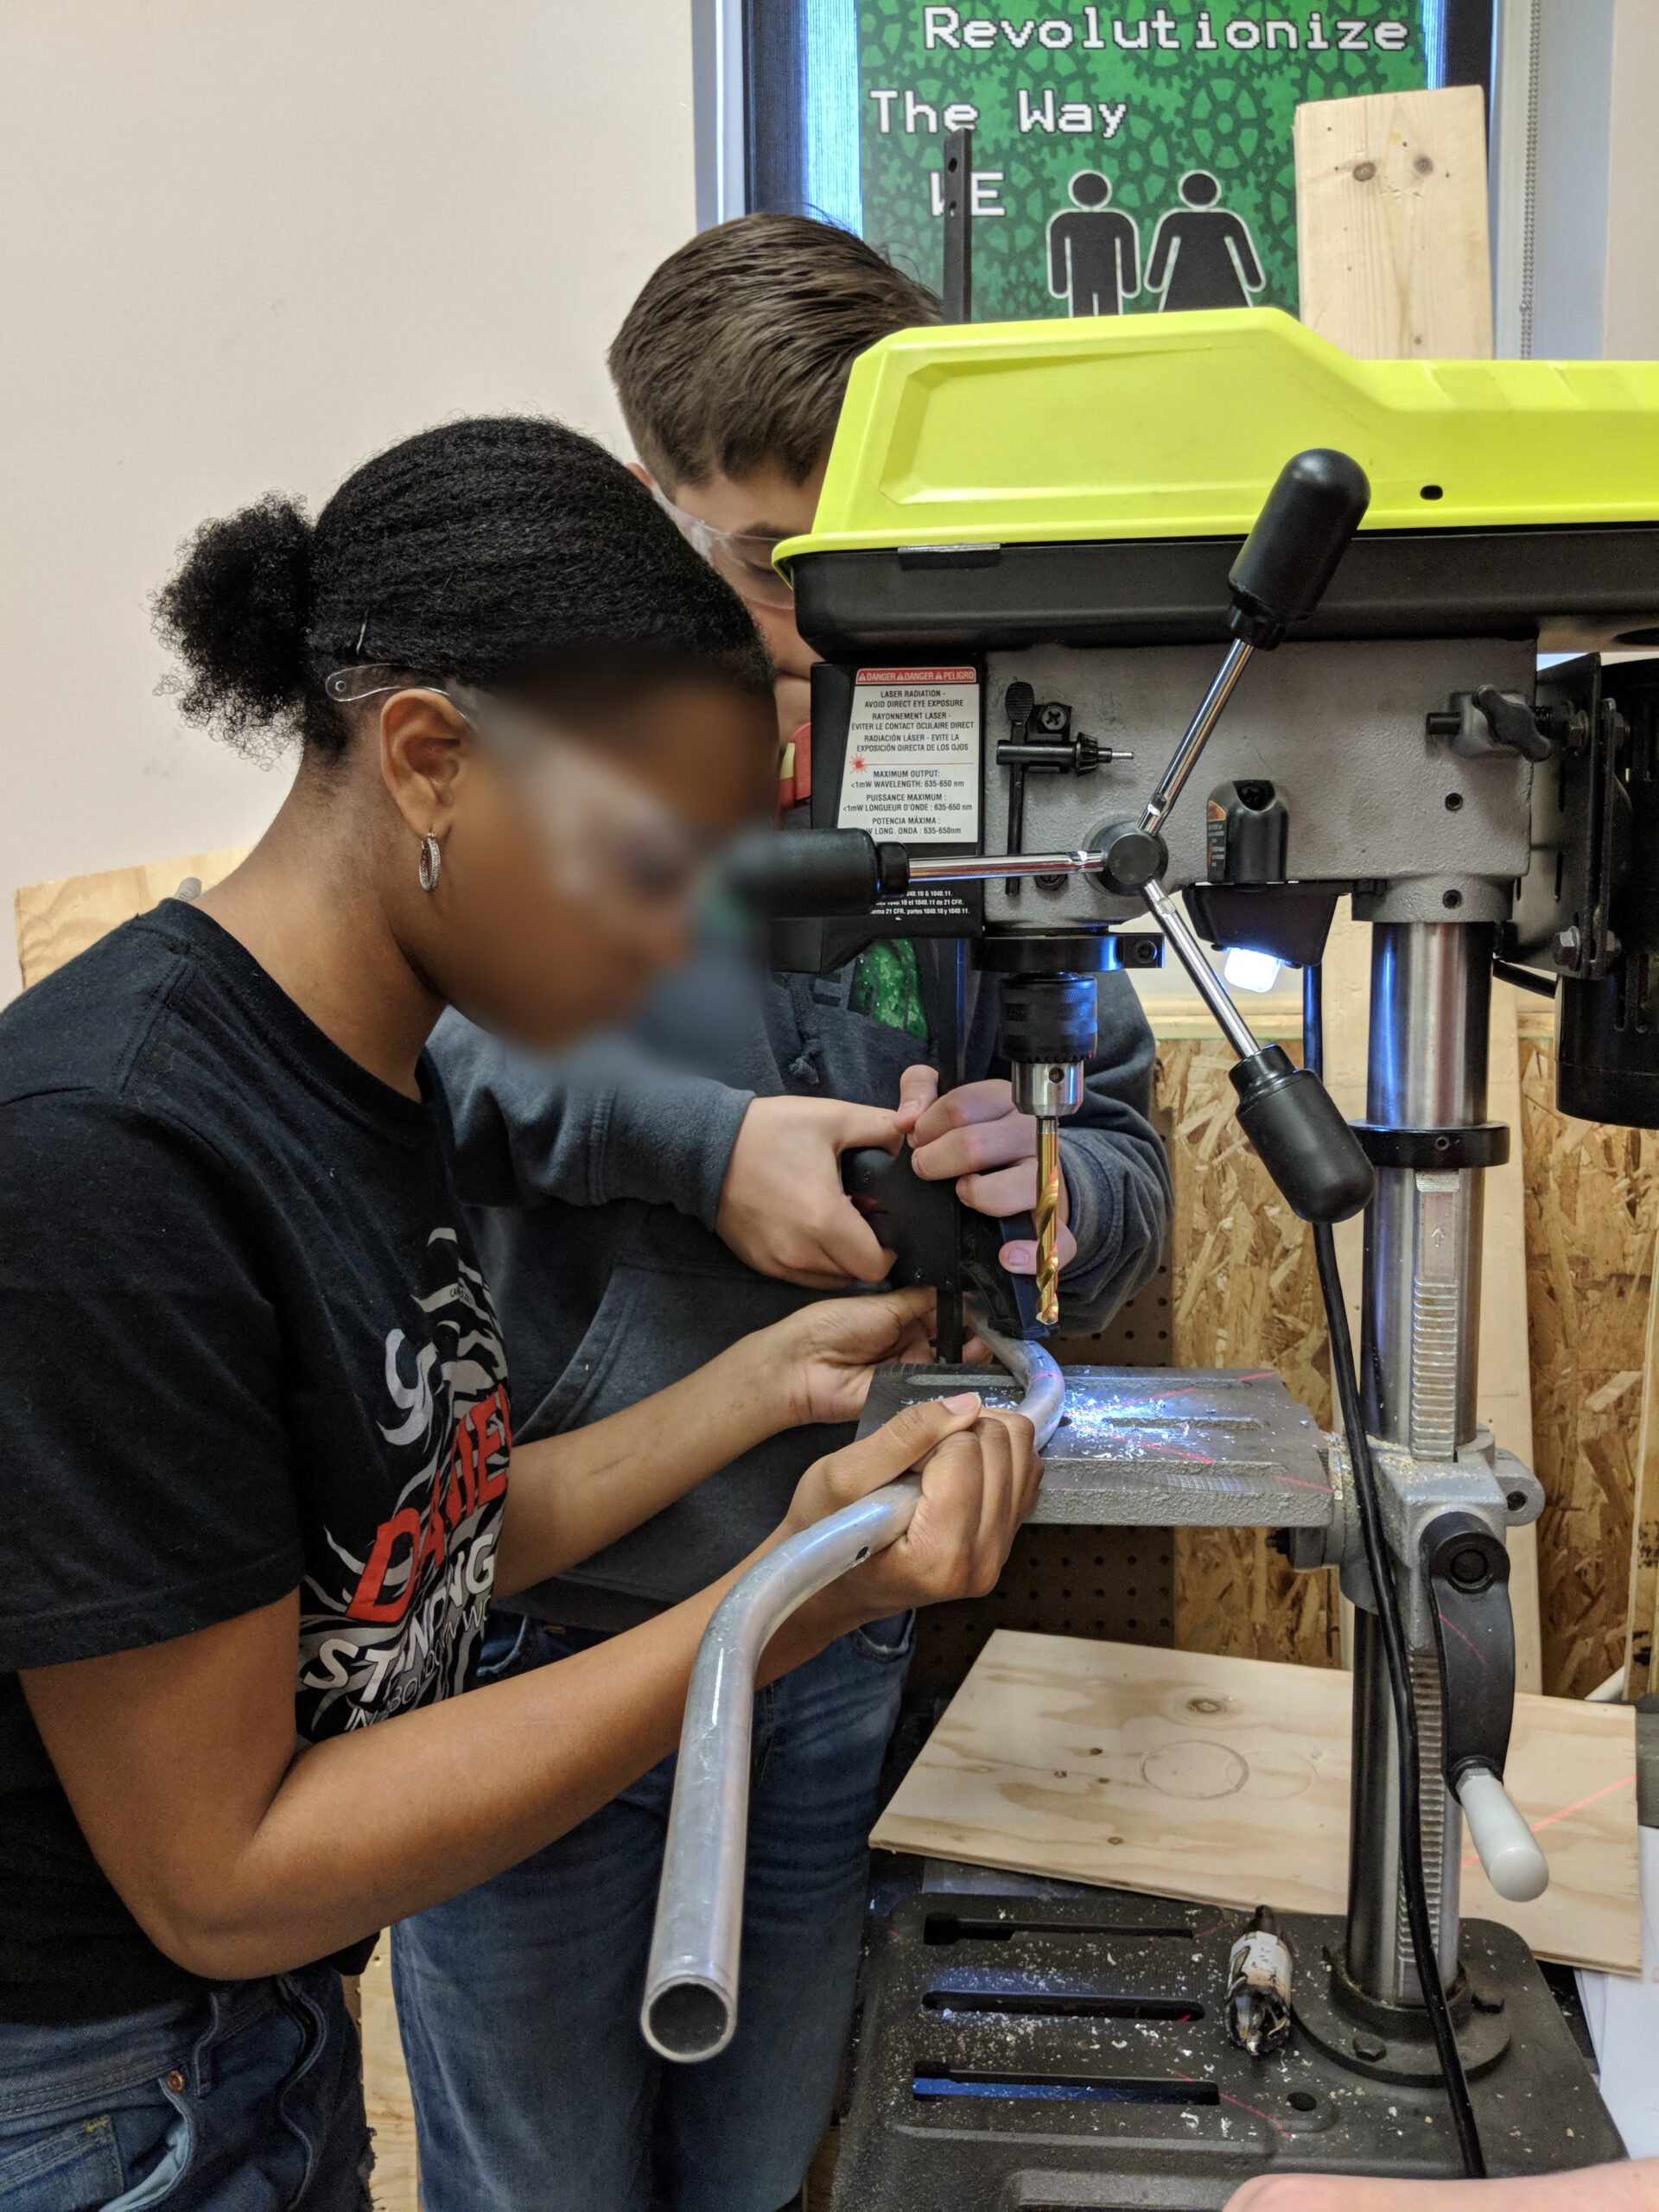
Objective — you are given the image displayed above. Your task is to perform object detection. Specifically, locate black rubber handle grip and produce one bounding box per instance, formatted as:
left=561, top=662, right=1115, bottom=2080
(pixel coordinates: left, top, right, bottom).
left=725, top=829, right=910, bottom=918
left=1230, top=1046, right=1375, bottom=1223
left=1228, top=449, right=1371, bottom=650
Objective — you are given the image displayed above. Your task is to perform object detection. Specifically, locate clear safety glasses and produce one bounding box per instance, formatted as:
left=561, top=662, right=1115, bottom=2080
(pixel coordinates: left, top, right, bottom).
left=649, top=482, right=796, bottom=611
left=325, top=667, right=718, bottom=916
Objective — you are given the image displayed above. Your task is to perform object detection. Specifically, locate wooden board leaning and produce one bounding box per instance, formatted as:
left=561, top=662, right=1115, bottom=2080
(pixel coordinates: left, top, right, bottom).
left=873, top=1629, right=1640, bottom=1976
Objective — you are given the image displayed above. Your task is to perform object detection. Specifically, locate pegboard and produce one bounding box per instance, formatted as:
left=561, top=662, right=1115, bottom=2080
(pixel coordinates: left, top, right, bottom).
left=909, top=1102, right=1177, bottom=1700
left=1049, top=1232, right=1173, bottom=1370
left=906, top=1524, right=1176, bottom=1697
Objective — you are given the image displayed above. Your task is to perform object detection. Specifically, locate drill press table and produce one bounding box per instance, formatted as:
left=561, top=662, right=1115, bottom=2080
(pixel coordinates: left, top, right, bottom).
left=857, top=1363, right=1334, bottom=1531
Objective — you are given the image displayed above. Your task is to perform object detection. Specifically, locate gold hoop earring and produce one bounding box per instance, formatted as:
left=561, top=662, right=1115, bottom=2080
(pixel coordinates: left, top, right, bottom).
left=418, top=834, right=442, bottom=893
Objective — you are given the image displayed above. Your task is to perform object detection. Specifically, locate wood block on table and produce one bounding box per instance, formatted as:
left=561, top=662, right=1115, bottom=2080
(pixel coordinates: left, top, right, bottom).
left=14, top=845, right=251, bottom=987
left=359, top=1941, right=420, bottom=2212
left=1294, top=83, right=1493, bottom=359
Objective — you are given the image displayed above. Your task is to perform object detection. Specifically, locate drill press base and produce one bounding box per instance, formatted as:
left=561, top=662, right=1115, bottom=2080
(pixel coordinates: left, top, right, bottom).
left=831, top=1883, right=1623, bottom=2209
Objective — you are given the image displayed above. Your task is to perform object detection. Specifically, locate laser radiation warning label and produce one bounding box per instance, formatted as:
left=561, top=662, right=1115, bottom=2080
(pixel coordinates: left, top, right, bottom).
left=836, top=667, right=981, bottom=845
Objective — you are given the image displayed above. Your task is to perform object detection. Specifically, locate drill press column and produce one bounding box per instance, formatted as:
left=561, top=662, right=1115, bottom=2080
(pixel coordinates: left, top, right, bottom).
left=1346, top=920, right=1493, bottom=2005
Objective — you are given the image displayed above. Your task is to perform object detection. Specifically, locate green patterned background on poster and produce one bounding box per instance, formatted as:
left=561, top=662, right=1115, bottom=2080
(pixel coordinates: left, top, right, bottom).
left=859, top=2, right=1429, bottom=319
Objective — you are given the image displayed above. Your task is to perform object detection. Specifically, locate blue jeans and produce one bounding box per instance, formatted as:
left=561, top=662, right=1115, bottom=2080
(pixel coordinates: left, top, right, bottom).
left=392, top=1608, right=914, bottom=2212
left=0, top=1963, right=370, bottom=2210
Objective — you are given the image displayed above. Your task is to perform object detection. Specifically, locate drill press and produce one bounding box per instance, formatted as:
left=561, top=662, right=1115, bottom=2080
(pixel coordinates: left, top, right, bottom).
left=646, top=309, right=1659, bottom=2200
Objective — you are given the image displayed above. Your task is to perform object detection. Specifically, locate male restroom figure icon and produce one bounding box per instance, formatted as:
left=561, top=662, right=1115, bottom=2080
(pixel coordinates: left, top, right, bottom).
left=1146, top=169, right=1266, bottom=311
left=1046, top=172, right=1141, bottom=317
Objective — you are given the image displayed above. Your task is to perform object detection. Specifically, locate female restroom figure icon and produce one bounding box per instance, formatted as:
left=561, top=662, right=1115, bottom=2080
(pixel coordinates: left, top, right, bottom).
left=1146, top=170, right=1265, bottom=310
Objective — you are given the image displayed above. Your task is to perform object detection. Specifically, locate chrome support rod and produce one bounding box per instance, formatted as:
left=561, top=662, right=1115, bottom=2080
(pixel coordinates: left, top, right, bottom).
left=1139, top=636, right=1255, bottom=839
left=1141, top=880, right=1261, bottom=1062
left=1346, top=921, right=1494, bottom=2005
left=906, top=849, right=1102, bottom=884
left=641, top=1330, right=1065, bottom=2065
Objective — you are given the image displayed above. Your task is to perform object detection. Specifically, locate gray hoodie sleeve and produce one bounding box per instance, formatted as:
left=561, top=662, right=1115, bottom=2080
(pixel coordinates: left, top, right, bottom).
left=961, top=965, right=1171, bottom=1334
left=427, top=1010, right=753, bottom=1232
left=1052, top=971, right=1172, bottom=1331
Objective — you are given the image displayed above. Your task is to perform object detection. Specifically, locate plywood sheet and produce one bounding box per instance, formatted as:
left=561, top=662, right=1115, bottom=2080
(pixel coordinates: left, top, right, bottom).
left=14, top=844, right=250, bottom=987
left=1521, top=1039, right=1659, bottom=1695
left=1294, top=85, right=1493, bottom=359
left=873, top=1630, right=1639, bottom=1975
left=359, top=1939, right=419, bottom=2212
left=1624, top=1224, right=1659, bottom=1699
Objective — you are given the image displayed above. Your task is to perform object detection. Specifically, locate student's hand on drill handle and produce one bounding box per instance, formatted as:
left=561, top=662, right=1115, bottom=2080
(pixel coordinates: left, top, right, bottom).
left=898, top=1065, right=1079, bottom=1276
left=715, top=1092, right=906, bottom=1287
left=781, top=1391, right=1041, bottom=1632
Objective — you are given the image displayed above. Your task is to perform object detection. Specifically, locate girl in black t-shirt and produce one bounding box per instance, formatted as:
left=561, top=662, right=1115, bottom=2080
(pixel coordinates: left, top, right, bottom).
left=0, top=417, right=1039, bottom=2208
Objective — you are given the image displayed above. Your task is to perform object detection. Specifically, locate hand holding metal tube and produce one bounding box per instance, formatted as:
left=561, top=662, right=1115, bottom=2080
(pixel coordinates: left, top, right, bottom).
left=642, top=1326, right=1061, bottom=2065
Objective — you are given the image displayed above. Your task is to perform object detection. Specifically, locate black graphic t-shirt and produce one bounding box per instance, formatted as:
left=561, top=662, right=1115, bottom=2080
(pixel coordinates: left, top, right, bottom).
left=0, top=900, right=512, bottom=2023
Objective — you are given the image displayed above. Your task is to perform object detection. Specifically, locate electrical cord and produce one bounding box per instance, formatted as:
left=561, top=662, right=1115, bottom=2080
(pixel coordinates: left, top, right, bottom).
left=1302, top=962, right=1485, bottom=2178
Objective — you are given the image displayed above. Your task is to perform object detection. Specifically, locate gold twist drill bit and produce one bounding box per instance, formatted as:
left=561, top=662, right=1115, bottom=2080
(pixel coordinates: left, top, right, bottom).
left=1034, top=1116, right=1062, bottom=1326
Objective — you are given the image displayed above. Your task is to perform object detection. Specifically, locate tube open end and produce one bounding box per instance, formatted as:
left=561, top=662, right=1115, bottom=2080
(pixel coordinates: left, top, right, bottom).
left=641, top=1976, right=734, bottom=2064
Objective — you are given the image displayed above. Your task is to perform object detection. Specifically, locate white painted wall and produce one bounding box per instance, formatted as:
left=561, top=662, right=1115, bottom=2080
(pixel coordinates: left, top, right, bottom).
left=1603, top=0, right=1659, bottom=360
left=0, top=0, right=696, bottom=997
left=1495, top=0, right=1659, bottom=363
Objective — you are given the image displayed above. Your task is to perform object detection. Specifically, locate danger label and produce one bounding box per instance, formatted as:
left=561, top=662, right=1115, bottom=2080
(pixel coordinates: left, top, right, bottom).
left=837, top=667, right=980, bottom=844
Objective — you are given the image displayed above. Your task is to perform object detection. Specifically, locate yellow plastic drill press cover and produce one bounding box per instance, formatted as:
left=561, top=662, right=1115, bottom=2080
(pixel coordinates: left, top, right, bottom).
left=776, top=309, right=1659, bottom=565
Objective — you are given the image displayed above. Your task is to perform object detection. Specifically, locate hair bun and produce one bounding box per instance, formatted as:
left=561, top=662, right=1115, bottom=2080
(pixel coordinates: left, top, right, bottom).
left=154, top=493, right=315, bottom=743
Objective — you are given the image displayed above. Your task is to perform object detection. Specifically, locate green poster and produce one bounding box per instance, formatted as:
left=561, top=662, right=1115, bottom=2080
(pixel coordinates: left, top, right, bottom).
left=859, top=2, right=1432, bottom=320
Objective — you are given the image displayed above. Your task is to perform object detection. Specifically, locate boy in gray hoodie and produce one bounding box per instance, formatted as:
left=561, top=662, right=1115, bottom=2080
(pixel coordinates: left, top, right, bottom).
left=393, top=216, right=1171, bottom=2212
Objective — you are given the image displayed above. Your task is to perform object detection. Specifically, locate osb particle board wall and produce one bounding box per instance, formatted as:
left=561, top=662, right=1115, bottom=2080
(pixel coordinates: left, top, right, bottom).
left=1160, top=1037, right=1341, bottom=1672
left=1162, top=1027, right=1659, bottom=1698
left=1520, top=1033, right=1659, bottom=1695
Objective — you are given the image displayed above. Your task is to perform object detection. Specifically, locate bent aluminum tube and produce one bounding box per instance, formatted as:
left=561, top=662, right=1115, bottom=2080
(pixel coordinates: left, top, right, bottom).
left=641, top=1332, right=1065, bottom=2064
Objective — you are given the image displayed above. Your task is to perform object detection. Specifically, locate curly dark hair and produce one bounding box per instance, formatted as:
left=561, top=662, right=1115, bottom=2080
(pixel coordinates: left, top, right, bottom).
left=154, top=416, right=774, bottom=763
left=609, top=214, right=941, bottom=489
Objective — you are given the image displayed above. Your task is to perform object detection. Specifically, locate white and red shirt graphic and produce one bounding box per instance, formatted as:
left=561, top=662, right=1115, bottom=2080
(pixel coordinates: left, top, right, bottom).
left=297, top=1228, right=512, bottom=1734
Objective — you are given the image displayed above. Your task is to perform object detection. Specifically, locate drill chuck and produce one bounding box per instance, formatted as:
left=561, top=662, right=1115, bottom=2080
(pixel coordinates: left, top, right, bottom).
left=1012, top=1060, right=1084, bottom=1120
left=999, top=972, right=1097, bottom=1069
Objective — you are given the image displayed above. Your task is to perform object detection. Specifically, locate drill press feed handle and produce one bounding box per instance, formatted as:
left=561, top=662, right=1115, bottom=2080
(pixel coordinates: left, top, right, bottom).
left=1229, top=1046, right=1374, bottom=1224
left=1457, top=1768, right=1549, bottom=1905
left=727, top=824, right=910, bottom=917
left=1132, top=448, right=1372, bottom=849
left=1227, top=448, right=1373, bottom=650
left=1122, top=449, right=1378, bottom=1226
left=1421, top=1512, right=1550, bottom=1905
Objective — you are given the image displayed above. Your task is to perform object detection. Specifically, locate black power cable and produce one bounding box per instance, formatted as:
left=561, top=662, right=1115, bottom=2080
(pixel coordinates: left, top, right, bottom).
left=1302, top=963, right=1485, bottom=2178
